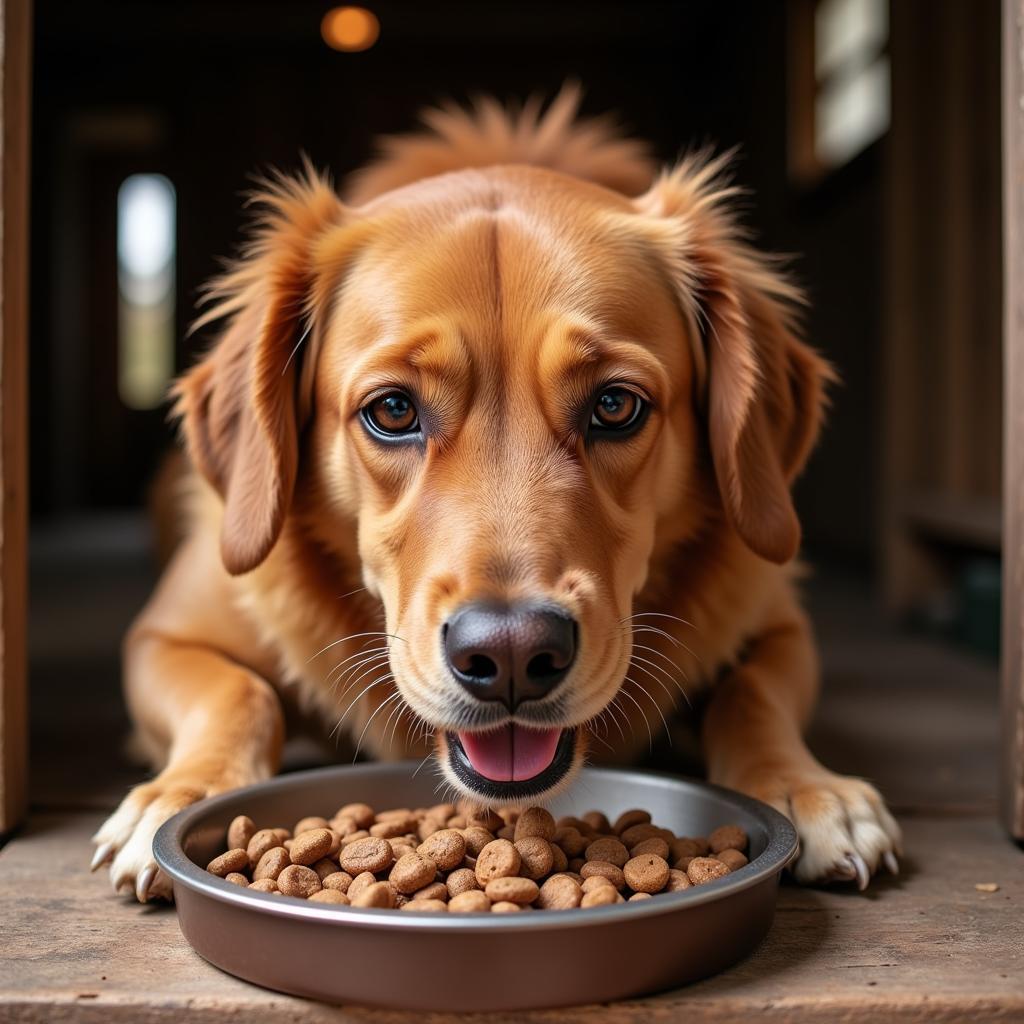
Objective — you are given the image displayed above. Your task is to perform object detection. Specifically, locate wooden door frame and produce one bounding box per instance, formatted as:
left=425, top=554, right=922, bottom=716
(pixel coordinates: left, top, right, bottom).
left=1003, top=0, right=1024, bottom=841
left=0, top=0, right=30, bottom=835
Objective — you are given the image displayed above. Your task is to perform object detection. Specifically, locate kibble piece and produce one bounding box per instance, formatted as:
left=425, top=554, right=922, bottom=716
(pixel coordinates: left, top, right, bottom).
left=448, top=889, right=491, bottom=913
left=308, top=888, right=350, bottom=904
left=246, top=829, right=284, bottom=871
left=322, top=871, right=354, bottom=893
left=580, top=860, right=626, bottom=890
left=370, top=816, right=417, bottom=839
left=537, top=874, right=582, bottom=910
left=311, top=857, right=340, bottom=882
left=582, top=811, right=611, bottom=834
left=475, top=839, right=521, bottom=886
left=224, top=872, right=249, bottom=887
left=401, top=898, right=447, bottom=912
left=687, top=856, right=731, bottom=886
left=331, top=815, right=359, bottom=837
left=277, top=864, right=322, bottom=898
left=549, top=842, right=569, bottom=874
left=709, top=825, right=748, bottom=854
left=581, top=885, right=618, bottom=908
left=390, top=851, right=438, bottom=894
left=629, top=892, right=652, bottom=901
left=446, top=868, right=480, bottom=898
left=673, top=836, right=710, bottom=860
left=294, top=815, right=330, bottom=835
left=515, top=836, right=554, bottom=880
left=554, top=826, right=589, bottom=858
left=581, top=875, right=616, bottom=894
left=289, top=828, right=334, bottom=866
left=340, top=829, right=370, bottom=847
left=630, top=837, right=670, bottom=860
left=417, top=818, right=442, bottom=842
left=613, top=809, right=652, bottom=834
left=461, top=826, right=495, bottom=857
left=490, top=901, right=522, bottom=913
left=485, top=876, right=540, bottom=906
left=464, top=806, right=504, bottom=832
left=272, top=828, right=292, bottom=844
left=446, top=814, right=468, bottom=829
left=347, top=871, right=377, bottom=902
left=514, top=806, right=556, bottom=842
left=249, top=878, right=279, bottom=893
left=674, top=856, right=695, bottom=872
left=585, top=837, right=630, bottom=868
left=665, top=869, right=693, bottom=892
left=226, top=815, right=256, bottom=852
left=351, top=881, right=395, bottom=908
left=429, top=802, right=457, bottom=821
left=411, top=881, right=448, bottom=902
left=337, top=803, right=375, bottom=829
left=418, top=828, right=467, bottom=871
left=624, top=854, right=670, bottom=894
left=254, top=846, right=291, bottom=882
left=715, top=848, right=749, bottom=872
left=207, top=848, right=249, bottom=877
left=339, top=836, right=394, bottom=875
left=619, top=823, right=662, bottom=848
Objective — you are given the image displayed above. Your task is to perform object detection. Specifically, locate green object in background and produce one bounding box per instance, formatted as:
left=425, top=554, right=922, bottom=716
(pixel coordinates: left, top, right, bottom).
left=959, top=557, right=1001, bottom=660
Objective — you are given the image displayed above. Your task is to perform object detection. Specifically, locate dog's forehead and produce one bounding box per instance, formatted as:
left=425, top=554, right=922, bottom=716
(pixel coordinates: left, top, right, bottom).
left=338, top=171, right=684, bottom=365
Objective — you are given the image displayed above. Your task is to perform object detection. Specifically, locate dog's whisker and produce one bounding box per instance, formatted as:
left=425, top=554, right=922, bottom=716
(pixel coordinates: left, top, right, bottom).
left=327, top=642, right=390, bottom=677
left=334, top=653, right=392, bottom=700
left=604, top=696, right=631, bottom=743
left=624, top=674, right=673, bottom=746
left=620, top=622, right=682, bottom=649
left=330, top=673, right=393, bottom=741
left=329, top=648, right=390, bottom=692
left=629, top=641, right=690, bottom=680
left=307, top=630, right=404, bottom=664
left=628, top=653, right=692, bottom=710
left=382, top=695, right=408, bottom=752
left=411, top=749, right=434, bottom=779
left=335, top=586, right=368, bottom=602
left=352, top=690, right=401, bottom=763
left=618, top=681, right=655, bottom=751
left=621, top=611, right=696, bottom=629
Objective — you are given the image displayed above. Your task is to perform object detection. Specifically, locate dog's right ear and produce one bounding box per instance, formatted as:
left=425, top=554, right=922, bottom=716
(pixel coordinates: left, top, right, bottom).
left=171, top=168, right=346, bottom=575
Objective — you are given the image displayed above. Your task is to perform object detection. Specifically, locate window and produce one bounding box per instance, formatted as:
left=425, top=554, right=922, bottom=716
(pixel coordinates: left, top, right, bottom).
left=789, top=0, right=890, bottom=182
left=117, top=173, right=176, bottom=410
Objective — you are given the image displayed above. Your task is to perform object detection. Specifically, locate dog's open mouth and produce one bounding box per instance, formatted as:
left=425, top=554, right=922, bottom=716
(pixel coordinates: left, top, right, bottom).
left=447, top=724, right=576, bottom=801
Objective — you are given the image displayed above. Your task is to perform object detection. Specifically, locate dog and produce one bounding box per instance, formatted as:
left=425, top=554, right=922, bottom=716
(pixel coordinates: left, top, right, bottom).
left=92, top=89, right=901, bottom=902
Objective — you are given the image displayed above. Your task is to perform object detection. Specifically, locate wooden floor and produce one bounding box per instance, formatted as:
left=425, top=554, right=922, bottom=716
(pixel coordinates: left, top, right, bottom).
left=2, top=541, right=1022, bottom=1022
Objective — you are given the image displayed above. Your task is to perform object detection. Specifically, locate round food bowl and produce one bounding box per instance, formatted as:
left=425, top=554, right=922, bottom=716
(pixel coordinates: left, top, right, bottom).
left=154, top=762, right=797, bottom=1011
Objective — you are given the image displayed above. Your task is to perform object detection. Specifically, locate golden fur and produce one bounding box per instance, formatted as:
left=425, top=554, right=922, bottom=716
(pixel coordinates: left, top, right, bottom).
left=92, top=88, right=900, bottom=901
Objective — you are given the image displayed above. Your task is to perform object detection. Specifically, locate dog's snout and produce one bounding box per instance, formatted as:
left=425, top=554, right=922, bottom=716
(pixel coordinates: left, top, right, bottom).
left=443, top=601, right=576, bottom=710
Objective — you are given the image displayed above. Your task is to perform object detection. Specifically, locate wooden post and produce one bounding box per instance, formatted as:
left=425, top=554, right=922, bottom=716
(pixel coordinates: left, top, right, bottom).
left=1003, top=0, right=1024, bottom=840
left=0, top=0, right=30, bottom=835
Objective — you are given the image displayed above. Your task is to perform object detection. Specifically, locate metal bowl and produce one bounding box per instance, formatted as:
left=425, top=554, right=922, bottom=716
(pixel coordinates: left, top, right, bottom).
left=154, top=762, right=797, bottom=1010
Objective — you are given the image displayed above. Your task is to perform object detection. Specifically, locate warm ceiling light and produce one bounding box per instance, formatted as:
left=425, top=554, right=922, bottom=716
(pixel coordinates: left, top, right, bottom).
left=321, top=6, right=380, bottom=52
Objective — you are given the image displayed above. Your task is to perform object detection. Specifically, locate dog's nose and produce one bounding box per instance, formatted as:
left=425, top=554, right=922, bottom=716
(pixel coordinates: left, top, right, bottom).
left=443, top=601, right=576, bottom=710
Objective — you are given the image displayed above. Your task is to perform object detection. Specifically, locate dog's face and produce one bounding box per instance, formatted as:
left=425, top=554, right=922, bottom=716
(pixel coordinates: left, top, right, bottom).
left=176, top=162, right=828, bottom=804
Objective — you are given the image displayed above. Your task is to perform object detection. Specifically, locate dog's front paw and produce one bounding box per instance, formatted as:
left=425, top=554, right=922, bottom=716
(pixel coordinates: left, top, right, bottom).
left=744, top=771, right=902, bottom=889
left=91, top=777, right=214, bottom=902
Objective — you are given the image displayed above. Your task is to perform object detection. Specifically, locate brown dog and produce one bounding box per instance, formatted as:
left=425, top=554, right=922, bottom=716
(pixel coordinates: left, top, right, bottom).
left=92, top=90, right=900, bottom=901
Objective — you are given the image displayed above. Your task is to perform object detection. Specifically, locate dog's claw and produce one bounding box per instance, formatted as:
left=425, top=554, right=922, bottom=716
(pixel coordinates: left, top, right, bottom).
left=883, top=850, right=899, bottom=876
left=136, top=864, right=157, bottom=904
left=849, top=852, right=870, bottom=891
left=827, top=859, right=857, bottom=883
left=90, top=842, right=115, bottom=872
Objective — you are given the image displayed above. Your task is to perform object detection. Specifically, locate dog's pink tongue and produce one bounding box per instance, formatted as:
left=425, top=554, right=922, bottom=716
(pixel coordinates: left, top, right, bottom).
left=458, top=725, right=562, bottom=782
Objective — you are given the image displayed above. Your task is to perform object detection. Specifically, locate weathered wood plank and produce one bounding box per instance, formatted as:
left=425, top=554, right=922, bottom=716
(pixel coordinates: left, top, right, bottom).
left=0, top=0, right=31, bottom=835
left=1, top=812, right=1021, bottom=1023
left=1002, top=0, right=1024, bottom=841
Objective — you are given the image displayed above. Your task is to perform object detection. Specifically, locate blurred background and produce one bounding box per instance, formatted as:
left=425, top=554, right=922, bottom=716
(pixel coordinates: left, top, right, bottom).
left=26, top=0, right=1003, bottom=803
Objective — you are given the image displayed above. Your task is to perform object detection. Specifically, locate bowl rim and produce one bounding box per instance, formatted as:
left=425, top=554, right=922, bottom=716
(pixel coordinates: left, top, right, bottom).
left=154, top=762, right=798, bottom=932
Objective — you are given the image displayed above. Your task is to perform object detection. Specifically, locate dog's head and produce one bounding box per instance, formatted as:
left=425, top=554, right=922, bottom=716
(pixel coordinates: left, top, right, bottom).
left=174, top=151, right=829, bottom=803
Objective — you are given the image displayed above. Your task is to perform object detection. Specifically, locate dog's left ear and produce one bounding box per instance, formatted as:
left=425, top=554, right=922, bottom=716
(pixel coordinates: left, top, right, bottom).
left=634, top=156, right=834, bottom=564
left=171, top=168, right=346, bottom=574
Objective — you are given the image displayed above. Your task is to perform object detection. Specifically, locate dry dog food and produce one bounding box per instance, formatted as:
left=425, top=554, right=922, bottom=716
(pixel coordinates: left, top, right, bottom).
left=206, top=802, right=749, bottom=913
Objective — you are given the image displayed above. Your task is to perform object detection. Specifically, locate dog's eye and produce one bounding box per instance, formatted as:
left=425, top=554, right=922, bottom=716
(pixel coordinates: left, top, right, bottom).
left=362, top=391, right=420, bottom=437
left=590, top=386, right=645, bottom=434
